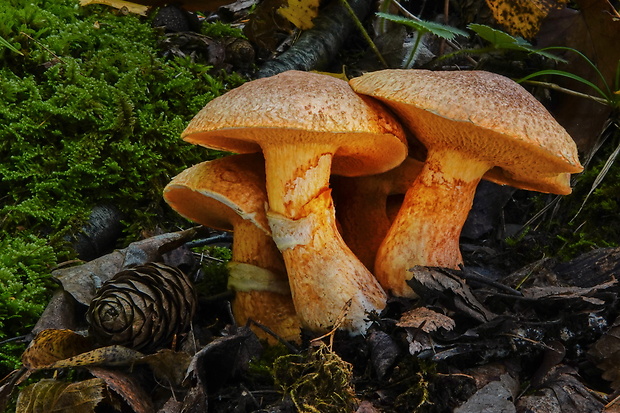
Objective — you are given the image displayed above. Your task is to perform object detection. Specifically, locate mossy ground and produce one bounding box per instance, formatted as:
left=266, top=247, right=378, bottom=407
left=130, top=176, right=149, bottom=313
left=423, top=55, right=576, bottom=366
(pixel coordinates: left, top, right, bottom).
left=0, top=0, right=245, bottom=375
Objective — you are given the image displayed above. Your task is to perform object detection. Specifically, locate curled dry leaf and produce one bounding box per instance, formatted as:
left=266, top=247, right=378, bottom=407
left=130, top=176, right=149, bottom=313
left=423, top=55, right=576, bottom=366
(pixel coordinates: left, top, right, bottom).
left=89, top=367, right=153, bottom=413
left=139, top=349, right=192, bottom=388
left=53, top=228, right=200, bottom=306
left=16, top=378, right=105, bottom=413
left=588, top=316, right=620, bottom=392
left=46, top=345, right=145, bottom=369
left=407, top=266, right=496, bottom=323
left=397, top=307, right=456, bottom=333
left=21, top=329, right=93, bottom=370
left=454, top=373, right=518, bottom=413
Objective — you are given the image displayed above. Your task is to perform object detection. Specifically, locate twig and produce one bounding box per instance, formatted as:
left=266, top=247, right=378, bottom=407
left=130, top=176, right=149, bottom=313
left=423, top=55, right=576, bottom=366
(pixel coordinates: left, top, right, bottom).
left=257, top=0, right=374, bottom=77
left=339, top=0, right=388, bottom=68
left=521, top=79, right=610, bottom=106
left=20, top=31, right=67, bottom=64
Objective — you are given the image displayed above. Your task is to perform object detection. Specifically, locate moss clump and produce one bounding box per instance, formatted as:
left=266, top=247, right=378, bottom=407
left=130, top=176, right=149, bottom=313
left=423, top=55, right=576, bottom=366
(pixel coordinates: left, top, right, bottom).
left=273, top=344, right=359, bottom=413
left=201, top=21, right=246, bottom=38
left=0, top=234, right=57, bottom=373
left=194, top=245, right=233, bottom=297
left=0, top=0, right=244, bottom=253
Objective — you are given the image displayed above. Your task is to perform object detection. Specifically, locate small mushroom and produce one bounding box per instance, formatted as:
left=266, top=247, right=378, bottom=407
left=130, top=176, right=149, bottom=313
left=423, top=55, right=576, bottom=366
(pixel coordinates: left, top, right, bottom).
left=332, top=157, right=423, bottom=270
left=181, top=70, right=408, bottom=333
left=163, top=153, right=301, bottom=343
left=350, top=69, right=584, bottom=297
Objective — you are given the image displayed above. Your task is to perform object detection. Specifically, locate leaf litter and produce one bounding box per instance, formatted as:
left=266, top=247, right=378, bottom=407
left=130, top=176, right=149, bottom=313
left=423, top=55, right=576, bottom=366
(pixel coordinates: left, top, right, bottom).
left=3, top=229, right=620, bottom=411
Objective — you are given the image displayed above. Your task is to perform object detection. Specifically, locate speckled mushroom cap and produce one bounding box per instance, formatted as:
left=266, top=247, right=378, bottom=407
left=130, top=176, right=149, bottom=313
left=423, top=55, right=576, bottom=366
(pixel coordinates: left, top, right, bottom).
left=182, top=70, right=407, bottom=177
left=163, top=153, right=270, bottom=233
left=349, top=69, right=583, bottom=193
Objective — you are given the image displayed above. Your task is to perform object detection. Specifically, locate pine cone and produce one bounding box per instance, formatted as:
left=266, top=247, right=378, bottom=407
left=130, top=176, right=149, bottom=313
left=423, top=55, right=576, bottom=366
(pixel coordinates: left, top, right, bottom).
left=86, top=262, right=196, bottom=352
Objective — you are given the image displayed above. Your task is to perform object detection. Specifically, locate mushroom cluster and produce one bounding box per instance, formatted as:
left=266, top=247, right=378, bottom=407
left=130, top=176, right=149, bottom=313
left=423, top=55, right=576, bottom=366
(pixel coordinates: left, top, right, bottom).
left=165, top=69, right=583, bottom=339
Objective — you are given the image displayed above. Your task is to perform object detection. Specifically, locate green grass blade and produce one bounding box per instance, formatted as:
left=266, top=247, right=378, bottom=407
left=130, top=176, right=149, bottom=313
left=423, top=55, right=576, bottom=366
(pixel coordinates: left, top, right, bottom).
left=518, top=69, right=609, bottom=100
left=0, top=35, right=23, bottom=55
left=539, top=46, right=612, bottom=97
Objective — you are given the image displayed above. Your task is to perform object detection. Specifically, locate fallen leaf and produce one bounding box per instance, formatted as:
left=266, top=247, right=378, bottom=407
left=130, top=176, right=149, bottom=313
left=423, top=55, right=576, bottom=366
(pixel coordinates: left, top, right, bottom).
left=243, top=0, right=294, bottom=51
left=140, top=349, right=192, bottom=388
left=47, top=345, right=145, bottom=369
left=15, top=378, right=105, bottom=413
left=53, top=227, right=200, bottom=306
left=367, top=330, right=401, bottom=380
left=397, top=307, right=456, bottom=333
left=407, top=266, right=496, bottom=323
left=185, top=326, right=262, bottom=392
left=278, top=0, right=320, bottom=29
left=21, top=329, right=93, bottom=370
left=454, top=373, right=518, bottom=413
left=484, top=0, right=567, bottom=39
left=0, top=368, right=31, bottom=413
left=89, top=367, right=153, bottom=413
left=30, top=290, right=80, bottom=339
left=79, top=0, right=150, bottom=15
left=588, top=316, right=620, bottom=392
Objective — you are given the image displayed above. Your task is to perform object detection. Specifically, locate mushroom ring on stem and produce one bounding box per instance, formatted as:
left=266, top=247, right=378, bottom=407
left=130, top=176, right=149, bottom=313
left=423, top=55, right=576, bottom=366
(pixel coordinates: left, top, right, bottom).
left=163, top=153, right=301, bottom=343
left=182, top=70, right=408, bottom=334
left=350, top=69, right=584, bottom=298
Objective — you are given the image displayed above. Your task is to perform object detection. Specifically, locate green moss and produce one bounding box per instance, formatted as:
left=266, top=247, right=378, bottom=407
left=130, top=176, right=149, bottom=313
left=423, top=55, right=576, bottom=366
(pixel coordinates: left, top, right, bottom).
left=194, top=245, right=233, bottom=297
left=273, top=344, right=359, bottom=413
left=201, top=21, right=246, bottom=38
left=0, top=233, right=57, bottom=373
left=0, top=0, right=245, bottom=254
left=0, top=0, right=247, bottom=379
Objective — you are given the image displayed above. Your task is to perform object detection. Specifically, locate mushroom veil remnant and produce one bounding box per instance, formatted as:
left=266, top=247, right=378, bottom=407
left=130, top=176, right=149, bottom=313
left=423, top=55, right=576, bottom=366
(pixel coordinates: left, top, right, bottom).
left=350, top=69, right=584, bottom=298
left=163, top=153, right=301, bottom=343
left=182, top=70, right=408, bottom=334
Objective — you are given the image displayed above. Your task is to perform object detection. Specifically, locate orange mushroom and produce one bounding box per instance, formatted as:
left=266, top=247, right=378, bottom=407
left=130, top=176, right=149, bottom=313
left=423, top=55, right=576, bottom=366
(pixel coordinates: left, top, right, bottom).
left=163, top=153, right=301, bottom=343
left=332, top=157, right=423, bottom=270
left=181, top=70, right=408, bottom=333
left=350, top=69, right=583, bottom=297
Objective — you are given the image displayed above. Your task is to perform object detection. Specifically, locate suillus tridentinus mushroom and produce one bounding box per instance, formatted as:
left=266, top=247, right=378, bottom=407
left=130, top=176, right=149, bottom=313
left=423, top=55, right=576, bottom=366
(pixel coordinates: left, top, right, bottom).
left=182, top=70, right=408, bottom=333
left=332, top=157, right=423, bottom=270
left=163, top=153, right=301, bottom=343
left=350, top=69, right=584, bottom=297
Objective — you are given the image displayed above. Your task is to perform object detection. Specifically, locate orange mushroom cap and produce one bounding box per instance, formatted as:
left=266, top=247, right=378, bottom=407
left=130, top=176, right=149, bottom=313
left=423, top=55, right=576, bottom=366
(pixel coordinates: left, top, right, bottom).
left=350, top=69, right=583, bottom=297
left=182, top=71, right=408, bottom=333
left=163, top=154, right=301, bottom=343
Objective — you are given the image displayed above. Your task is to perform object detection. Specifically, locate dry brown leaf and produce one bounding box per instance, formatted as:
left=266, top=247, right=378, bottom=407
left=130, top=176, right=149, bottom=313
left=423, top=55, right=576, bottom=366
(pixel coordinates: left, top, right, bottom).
left=139, top=349, right=192, bottom=388
left=588, top=317, right=620, bottom=392
left=21, top=329, right=93, bottom=370
left=47, top=345, right=145, bottom=369
left=397, top=307, right=455, bottom=333
left=89, top=367, right=153, bottom=413
left=485, top=0, right=568, bottom=39
left=15, top=378, right=105, bottom=413
left=52, top=227, right=199, bottom=306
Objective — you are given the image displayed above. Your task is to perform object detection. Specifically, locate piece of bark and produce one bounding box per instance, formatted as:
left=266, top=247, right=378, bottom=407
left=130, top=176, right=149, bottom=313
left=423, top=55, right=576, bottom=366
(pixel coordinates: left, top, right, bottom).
left=256, top=0, right=373, bottom=77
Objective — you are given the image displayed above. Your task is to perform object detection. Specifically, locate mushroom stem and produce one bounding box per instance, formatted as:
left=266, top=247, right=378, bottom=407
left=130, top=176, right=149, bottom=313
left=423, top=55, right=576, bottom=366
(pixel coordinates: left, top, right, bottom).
left=375, top=149, right=491, bottom=297
left=262, top=141, right=334, bottom=218
left=260, top=140, right=387, bottom=333
left=269, top=189, right=387, bottom=333
left=227, top=212, right=301, bottom=344
left=230, top=219, right=286, bottom=274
